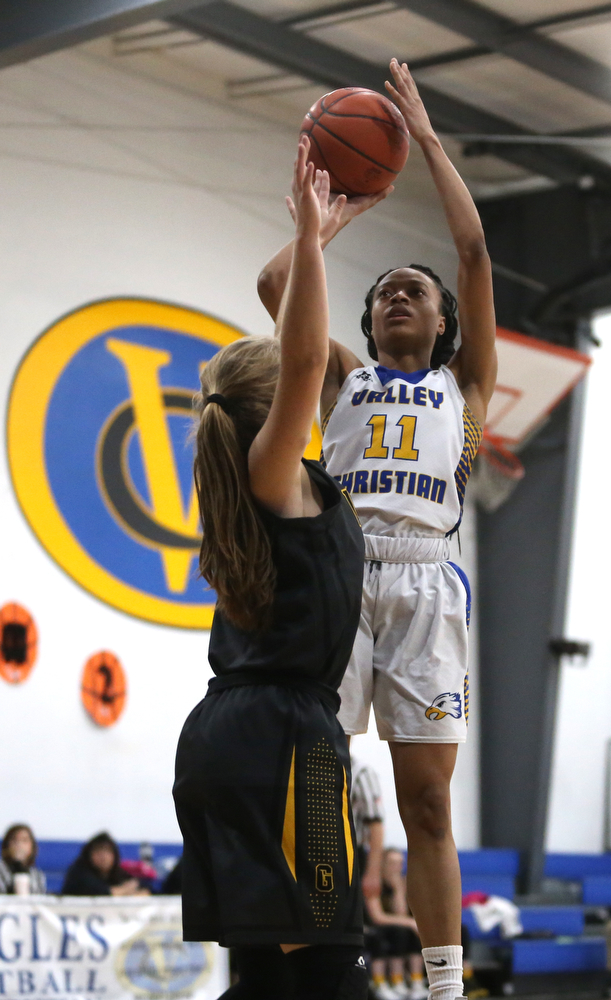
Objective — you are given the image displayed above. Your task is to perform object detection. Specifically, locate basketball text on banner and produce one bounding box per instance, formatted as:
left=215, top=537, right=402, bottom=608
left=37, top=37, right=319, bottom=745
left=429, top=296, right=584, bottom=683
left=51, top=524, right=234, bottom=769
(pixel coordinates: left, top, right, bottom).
left=0, top=896, right=228, bottom=1000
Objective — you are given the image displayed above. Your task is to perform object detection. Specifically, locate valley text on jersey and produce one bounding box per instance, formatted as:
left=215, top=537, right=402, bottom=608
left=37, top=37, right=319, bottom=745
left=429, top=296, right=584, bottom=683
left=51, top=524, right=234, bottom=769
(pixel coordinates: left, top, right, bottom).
left=322, top=365, right=482, bottom=537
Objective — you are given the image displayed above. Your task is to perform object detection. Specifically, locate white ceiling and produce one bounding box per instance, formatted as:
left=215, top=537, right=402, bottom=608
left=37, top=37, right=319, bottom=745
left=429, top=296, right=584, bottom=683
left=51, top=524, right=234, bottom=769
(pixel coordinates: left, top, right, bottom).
left=1, top=1, right=611, bottom=202
left=307, top=8, right=471, bottom=63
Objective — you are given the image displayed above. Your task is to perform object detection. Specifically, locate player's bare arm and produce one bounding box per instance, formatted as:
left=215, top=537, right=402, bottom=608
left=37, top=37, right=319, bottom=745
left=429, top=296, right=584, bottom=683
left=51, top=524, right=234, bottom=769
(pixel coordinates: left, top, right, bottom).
left=257, top=169, right=393, bottom=416
left=386, top=59, right=497, bottom=430
left=249, top=137, right=329, bottom=518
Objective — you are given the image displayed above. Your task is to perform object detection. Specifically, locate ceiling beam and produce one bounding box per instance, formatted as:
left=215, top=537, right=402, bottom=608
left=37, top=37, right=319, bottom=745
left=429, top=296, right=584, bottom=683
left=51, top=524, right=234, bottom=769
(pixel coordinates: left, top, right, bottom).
left=286, top=2, right=611, bottom=77
left=527, top=2, right=611, bottom=33
left=0, top=0, right=202, bottom=70
left=394, top=0, right=611, bottom=106
left=172, top=1, right=611, bottom=191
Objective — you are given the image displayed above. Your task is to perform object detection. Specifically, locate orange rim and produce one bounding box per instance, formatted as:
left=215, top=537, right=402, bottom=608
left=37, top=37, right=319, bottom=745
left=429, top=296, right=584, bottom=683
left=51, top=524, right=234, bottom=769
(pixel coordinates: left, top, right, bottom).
left=81, top=651, right=127, bottom=727
left=480, top=433, right=525, bottom=480
left=0, top=603, right=38, bottom=684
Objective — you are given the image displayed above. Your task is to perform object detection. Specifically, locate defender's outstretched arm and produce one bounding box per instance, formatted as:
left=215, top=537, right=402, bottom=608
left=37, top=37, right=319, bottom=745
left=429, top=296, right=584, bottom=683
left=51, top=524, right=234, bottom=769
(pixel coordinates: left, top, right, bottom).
left=249, top=139, right=329, bottom=515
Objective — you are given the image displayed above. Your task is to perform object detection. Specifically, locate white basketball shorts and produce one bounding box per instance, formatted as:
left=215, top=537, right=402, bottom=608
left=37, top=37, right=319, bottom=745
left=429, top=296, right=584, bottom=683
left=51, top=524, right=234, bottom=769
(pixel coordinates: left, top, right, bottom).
left=338, top=534, right=470, bottom=743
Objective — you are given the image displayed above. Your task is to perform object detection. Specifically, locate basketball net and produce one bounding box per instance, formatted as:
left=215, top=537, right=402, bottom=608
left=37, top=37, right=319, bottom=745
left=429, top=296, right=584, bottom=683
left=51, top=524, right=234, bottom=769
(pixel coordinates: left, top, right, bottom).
left=470, top=432, right=525, bottom=513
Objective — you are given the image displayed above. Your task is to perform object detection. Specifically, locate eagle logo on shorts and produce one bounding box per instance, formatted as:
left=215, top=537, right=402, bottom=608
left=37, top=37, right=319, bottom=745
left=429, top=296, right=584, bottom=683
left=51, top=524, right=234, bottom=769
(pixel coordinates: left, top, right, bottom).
left=425, top=693, right=462, bottom=721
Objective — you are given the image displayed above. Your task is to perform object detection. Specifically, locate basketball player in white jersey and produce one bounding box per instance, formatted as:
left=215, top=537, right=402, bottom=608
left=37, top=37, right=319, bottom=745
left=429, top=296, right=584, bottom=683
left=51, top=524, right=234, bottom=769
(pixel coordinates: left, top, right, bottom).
left=258, top=60, right=496, bottom=1000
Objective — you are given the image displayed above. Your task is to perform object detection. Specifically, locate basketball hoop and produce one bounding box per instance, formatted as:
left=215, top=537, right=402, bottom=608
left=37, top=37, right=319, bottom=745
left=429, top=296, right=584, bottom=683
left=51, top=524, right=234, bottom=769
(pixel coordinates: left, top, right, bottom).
left=470, top=433, right=525, bottom=513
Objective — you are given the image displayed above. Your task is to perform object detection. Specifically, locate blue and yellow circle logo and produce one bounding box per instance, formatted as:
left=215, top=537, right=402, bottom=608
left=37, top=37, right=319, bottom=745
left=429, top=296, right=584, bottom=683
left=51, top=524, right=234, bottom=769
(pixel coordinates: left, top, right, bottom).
left=8, top=298, right=321, bottom=629
left=116, top=924, right=213, bottom=996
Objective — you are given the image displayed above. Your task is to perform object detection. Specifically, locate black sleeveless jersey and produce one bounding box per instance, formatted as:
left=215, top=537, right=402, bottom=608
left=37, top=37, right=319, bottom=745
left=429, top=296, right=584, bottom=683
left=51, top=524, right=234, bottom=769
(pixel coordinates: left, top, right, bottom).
left=208, top=460, right=365, bottom=692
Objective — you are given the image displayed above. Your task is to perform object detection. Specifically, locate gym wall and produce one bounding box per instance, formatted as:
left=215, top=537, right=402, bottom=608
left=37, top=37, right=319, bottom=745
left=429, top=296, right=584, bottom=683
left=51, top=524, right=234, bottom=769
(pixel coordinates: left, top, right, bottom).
left=0, top=44, right=477, bottom=846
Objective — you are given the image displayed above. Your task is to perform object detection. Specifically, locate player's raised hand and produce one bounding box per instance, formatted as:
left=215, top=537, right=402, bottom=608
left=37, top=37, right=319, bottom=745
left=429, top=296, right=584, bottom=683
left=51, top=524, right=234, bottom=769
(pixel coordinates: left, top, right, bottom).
left=287, top=143, right=343, bottom=239
left=313, top=167, right=346, bottom=236
left=385, top=58, right=434, bottom=145
left=287, top=150, right=393, bottom=242
left=286, top=136, right=323, bottom=239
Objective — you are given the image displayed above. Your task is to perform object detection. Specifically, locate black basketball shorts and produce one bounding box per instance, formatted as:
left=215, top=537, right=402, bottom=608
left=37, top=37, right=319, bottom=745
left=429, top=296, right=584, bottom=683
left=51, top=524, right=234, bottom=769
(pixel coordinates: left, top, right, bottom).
left=173, top=682, right=364, bottom=947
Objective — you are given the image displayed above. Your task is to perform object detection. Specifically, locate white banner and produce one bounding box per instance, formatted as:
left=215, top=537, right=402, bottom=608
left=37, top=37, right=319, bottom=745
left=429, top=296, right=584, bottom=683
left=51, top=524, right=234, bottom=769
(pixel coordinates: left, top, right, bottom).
left=0, top=896, right=228, bottom=1000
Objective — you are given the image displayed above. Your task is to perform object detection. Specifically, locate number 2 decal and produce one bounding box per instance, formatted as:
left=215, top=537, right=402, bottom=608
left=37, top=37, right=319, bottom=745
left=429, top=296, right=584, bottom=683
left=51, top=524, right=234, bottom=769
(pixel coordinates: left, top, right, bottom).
left=363, top=414, right=419, bottom=461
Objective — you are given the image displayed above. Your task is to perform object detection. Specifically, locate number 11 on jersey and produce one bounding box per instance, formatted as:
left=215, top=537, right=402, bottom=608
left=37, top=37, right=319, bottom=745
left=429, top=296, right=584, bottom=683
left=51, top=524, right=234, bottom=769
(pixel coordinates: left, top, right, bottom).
left=363, top=414, right=419, bottom=461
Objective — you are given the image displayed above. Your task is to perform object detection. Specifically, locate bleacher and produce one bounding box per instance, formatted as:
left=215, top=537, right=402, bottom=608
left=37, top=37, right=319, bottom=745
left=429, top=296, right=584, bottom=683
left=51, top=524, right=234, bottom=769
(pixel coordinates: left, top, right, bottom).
left=460, top=847, right=519, bottom=900
left=28, top=844, right=611, bottom=994
left=457, top=849, right=610, bottom=995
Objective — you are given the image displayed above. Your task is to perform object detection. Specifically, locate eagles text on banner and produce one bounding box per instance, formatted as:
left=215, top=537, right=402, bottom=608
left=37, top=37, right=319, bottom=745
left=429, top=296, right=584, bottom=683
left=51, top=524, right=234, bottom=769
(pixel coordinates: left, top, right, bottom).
left=0, top=896, right=228, bottom=999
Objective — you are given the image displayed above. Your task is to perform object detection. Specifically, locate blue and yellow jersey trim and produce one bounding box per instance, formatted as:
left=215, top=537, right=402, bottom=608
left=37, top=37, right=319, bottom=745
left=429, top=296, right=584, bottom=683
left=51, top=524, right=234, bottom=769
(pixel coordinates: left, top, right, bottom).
left=451, top=405, right=482, bottom=533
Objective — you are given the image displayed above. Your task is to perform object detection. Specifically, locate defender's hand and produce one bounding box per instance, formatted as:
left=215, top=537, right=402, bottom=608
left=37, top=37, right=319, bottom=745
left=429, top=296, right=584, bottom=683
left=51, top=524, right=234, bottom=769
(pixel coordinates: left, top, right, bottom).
left=286, top=136, right=323, bottom=238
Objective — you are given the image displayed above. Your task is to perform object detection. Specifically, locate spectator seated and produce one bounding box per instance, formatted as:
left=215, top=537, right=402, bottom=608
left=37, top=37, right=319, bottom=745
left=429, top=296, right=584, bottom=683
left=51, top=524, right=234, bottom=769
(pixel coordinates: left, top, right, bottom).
left=36, top=839, right=182, bottom=894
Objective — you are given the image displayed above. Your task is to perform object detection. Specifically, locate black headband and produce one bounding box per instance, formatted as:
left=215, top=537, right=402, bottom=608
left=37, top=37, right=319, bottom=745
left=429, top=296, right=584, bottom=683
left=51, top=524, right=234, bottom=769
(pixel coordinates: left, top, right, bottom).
left=206, top=393, right=235, bottom=416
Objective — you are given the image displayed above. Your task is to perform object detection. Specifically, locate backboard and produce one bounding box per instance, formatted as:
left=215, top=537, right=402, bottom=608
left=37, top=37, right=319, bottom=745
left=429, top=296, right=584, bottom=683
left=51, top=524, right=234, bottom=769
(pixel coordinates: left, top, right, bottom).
left=486, top=328, right=591, bottom=448
left=472, top=328, right=591, bottom=511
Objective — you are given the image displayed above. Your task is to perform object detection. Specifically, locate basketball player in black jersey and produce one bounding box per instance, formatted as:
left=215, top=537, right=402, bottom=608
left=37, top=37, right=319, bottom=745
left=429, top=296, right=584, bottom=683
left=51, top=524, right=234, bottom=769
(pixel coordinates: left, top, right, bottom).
left=173, top=139, right=368, bottom=999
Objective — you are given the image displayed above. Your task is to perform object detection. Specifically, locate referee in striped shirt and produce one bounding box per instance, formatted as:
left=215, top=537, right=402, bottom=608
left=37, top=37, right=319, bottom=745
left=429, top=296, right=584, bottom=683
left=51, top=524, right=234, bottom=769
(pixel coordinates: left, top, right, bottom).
left=351, top=759, right=385, bottom=900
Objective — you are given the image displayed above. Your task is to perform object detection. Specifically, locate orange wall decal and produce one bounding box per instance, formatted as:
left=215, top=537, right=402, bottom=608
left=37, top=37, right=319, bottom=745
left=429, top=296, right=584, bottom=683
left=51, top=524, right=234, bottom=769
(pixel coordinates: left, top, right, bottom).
left=81, top=651, right=127, bottom=727
left=0, top=603, right=38, bottom=684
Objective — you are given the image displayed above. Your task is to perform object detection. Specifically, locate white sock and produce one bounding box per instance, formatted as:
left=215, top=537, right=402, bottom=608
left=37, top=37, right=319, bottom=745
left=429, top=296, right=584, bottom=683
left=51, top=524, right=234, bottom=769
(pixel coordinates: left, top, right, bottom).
left=422, top=946, right=463, bottom=1000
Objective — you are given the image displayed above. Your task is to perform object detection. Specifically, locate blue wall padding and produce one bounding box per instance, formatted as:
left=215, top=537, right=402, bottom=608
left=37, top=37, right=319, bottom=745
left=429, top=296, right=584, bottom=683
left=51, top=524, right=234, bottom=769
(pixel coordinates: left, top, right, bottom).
left=520, top=906, right=584, bottom=936
left=461, top=875, right=515, bottom=898
left=458, top=849, right=520, bottom=876
left=582, top=875, right=611, bottom=904
left=545, top=853, right=611, bottom=879
left=37, top=841, right=82, bottom=869
left=37, top=840, right=181, bottom=866
left=512, top=938, right=606, bottom=973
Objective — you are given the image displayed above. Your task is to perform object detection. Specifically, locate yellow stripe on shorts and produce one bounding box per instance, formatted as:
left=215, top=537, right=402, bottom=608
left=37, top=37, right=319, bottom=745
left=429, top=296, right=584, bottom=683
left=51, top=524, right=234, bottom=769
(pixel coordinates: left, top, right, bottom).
left=282, top=746, right=297, bottom=880
left=342, top=766, right=354, bottom=885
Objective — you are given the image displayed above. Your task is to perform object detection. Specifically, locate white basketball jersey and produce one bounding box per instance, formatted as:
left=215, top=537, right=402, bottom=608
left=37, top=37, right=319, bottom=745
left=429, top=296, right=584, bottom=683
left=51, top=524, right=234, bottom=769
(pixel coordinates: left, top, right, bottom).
left=322, top=364, right=482, bottom=537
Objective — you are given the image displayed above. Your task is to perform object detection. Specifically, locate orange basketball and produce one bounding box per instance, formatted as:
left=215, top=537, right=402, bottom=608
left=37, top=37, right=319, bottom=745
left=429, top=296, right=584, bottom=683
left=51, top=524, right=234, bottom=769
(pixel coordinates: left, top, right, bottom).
left=81, top=651, right=127, bottom=727
left=0, top=602, right=38, bottom=684
left=300, top=88, right=409, bottom=196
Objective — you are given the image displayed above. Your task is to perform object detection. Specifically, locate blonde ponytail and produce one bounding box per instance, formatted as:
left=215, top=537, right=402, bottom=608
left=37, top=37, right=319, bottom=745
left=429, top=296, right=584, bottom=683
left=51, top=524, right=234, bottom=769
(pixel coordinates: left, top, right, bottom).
left=194, top=337, right=281, bottom=631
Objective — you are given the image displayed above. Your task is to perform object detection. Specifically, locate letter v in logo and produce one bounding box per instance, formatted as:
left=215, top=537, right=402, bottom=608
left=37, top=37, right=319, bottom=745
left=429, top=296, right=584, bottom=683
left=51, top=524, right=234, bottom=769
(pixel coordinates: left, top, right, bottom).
left=103, top=339, right=201, bottom=594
